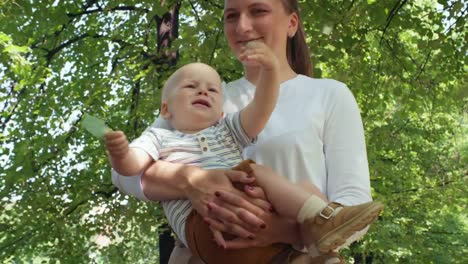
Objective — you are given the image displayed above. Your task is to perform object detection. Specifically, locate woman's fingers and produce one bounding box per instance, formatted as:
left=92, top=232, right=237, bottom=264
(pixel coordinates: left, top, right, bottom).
left=223, top=237, right=259, bottom=249
left=208, top=200, right=265, bottom=231
left=224, top=170, right=255, bottom=184
left=243, top=185, right=273, bottom=212
left=239, top=43, right=266, bottom=64
left=241, top=51, right=277, bottom=70
left=204, top=217, right=255, bottom=240
left=214, top=191, right=265, bottom=220
left=236, top=208, right=266, bottom=230
left=247, top=197, right=273, bottom=213
left=207, top=201, right=239, bottom=223
left=209, top=226, right=226, bottom=249
left=244, top=185, right=266, bottom=199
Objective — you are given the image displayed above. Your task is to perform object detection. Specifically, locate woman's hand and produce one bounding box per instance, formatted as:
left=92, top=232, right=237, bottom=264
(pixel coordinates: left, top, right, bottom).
left=224, top=212, right=300, bottom=249
left=206, top=162, right=312, bottom=249
left=239, top=40, right=279, bottom=72
left=208, top=186, right=301, bottom=249
left=207, top=183, right=301, bottom=249
left=141, top=160, right=270, bottom=237
left=184, top=168, right=256, bottom=216
left=183, top=167, right=272, bottom=238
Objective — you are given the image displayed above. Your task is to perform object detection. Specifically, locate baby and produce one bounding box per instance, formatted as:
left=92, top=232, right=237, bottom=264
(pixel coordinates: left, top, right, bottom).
left=105, top=41, right=383, bottom=262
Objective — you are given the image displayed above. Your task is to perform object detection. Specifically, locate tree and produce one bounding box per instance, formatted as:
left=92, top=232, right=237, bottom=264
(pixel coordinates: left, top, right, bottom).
left=1, top=0, right=466, bottom=262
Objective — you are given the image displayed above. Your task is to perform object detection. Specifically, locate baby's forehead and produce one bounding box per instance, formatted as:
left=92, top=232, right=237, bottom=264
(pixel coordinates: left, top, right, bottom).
left=162, top=66, right=223, bottom=99
left=178, top=67, right=222, bottom=87
left=179, top=64, right=220, bottom=79
left=179, top=75, right=221, bottom=87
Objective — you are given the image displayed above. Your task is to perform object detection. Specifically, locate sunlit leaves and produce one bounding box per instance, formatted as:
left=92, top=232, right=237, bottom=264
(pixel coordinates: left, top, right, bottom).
left=0, top=0, right=466, bottom=263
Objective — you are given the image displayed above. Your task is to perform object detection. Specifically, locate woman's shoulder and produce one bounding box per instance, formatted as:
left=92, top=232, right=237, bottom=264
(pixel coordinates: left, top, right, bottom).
left=293, top=75, right=348, bottom=92
left=284, top=75, right=353, bottom=102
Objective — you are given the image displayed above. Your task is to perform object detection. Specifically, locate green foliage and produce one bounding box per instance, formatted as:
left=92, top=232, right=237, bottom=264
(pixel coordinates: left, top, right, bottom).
left=0, top=0, right=466, bottom=262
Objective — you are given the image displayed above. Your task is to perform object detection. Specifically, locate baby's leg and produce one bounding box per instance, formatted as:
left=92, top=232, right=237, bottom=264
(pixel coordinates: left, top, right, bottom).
left=233, top=160, right=327, bottom=220
left=234, top=160, right=384, bottom=254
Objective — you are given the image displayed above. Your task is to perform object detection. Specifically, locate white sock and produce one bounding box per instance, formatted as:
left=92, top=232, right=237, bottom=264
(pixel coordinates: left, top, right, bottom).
left=297, top=195, right=328, bottom=223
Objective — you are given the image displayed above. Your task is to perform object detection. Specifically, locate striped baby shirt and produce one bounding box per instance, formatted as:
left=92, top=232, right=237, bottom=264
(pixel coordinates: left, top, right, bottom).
left=130, top=112, right=255, bottom=246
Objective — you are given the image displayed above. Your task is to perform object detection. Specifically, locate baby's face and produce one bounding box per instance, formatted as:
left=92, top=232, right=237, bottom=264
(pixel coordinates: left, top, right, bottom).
left=163, top=63, right=224, bottom=131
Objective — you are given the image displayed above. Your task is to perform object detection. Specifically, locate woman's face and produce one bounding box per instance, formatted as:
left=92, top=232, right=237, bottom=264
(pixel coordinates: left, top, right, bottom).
left=223, top=0, right=297, bottom=62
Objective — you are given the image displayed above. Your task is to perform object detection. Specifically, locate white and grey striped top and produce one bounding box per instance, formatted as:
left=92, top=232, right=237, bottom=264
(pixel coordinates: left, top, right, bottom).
left=130, top=112, right=254, bottom=246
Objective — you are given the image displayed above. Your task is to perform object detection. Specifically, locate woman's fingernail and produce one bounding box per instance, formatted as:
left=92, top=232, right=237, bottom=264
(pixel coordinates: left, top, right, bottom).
left=203, top=219, right=210, bottom=226
left=207, top=204, right=212, bottom=211
left=269, top=206, right=274, bottom=212
left=215, top=191, right=221, bottom=197
left=246, top=174, right=253, bottom=178
left=260, top=223, right=266, bottom=229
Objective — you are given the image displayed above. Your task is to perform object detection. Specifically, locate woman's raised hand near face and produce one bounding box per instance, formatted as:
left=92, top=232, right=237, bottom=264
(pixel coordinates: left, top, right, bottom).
left=239, top=40, right=279, bottom=72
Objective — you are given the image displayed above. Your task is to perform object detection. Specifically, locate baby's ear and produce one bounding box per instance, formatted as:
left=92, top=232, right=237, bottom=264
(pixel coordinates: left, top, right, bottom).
left=220, top=111, right=224, bottom=118
left=160, top=102, right=171, bottom=119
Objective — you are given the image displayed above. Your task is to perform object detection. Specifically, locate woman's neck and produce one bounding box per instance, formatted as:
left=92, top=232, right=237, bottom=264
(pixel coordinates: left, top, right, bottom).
left=244, top=63, right=297, bottom=86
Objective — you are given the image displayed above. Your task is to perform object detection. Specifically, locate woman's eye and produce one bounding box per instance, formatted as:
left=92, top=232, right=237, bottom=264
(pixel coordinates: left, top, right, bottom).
left=224, top=12, right=238, bottom=21
left=252, top=8, right=267, bottom=15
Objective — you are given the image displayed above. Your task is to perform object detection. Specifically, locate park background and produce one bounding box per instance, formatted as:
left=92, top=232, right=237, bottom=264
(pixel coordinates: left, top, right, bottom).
left=0, top=0, right=466, bottom=263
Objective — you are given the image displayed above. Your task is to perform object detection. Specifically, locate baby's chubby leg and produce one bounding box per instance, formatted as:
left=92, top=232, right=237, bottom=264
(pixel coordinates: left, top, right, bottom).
left=231, top=160, right=322, bottom=220
left=229, top=160, right=384, bottom=255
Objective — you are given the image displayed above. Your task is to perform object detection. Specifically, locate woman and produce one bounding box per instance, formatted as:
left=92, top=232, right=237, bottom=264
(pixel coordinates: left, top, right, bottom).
left=112, top=0, right=373, bottom=263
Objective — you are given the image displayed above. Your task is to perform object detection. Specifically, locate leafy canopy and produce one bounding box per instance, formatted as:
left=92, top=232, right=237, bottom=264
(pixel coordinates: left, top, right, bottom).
left=0, top=0, right=466, bottom=262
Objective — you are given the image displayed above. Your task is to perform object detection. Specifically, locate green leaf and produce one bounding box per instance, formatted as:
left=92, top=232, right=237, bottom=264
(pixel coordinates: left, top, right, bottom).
left=81, top=114, right=112, bottom=139
left=0, top=32, right=11, bottom=43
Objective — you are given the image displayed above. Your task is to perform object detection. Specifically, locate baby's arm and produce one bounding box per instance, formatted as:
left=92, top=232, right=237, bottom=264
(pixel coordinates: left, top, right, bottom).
left=105, top=131, right=152, bottom=176
left=239, top=41, right=280, bottom=139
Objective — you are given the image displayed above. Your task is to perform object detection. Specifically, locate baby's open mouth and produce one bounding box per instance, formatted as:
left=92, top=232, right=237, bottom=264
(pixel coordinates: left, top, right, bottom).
left=192, top=99, right=211, bottom=108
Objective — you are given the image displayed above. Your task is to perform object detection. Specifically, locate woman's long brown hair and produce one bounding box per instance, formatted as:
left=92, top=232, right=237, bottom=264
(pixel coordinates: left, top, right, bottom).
left=281, top=0, right=313, bottom=77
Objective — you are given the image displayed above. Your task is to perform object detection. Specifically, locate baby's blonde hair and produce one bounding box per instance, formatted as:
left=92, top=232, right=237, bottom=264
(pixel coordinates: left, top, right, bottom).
left=160, top=62, right=219, bottom=103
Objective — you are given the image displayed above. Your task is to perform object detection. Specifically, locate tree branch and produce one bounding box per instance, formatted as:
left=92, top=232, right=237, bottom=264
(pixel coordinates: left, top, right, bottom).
left=379, top=0, right=408, bottom=45
left=391, top=178, right=464, bottom=194
left=67, top=5, right=149, bottom=18
left=443, top=6, right=467, bottom=34
left=63, top=186, right=118, bottom=216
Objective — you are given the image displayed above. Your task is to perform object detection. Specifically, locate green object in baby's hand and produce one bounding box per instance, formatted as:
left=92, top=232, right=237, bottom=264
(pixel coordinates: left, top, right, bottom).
left=81, top=114, right=112, bottom=138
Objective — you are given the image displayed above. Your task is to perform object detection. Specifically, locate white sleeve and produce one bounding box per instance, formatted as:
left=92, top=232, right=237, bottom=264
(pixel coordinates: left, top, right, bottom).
left=111, top=117, right=169, bottom=201
left=111, top=169, right=149, bottom=201
left=323, top=84, right=372, bottom=205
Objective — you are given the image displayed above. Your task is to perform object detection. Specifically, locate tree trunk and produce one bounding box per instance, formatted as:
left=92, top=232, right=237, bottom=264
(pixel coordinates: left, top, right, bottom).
left=156, top=1, right=181, bottom=263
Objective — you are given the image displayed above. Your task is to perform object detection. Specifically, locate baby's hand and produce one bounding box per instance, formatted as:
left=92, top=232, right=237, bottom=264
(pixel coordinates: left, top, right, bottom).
left=239, top=41, right=279, bottom=72
left=104, top=131, right=129, bottom=158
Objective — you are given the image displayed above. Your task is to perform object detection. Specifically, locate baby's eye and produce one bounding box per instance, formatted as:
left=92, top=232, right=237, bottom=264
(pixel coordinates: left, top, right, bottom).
left=185, top=84, right=196, bottom=88
left=208, top=88, right=218, bottom=93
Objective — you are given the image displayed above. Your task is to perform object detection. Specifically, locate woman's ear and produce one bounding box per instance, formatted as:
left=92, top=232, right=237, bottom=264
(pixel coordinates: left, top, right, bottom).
left=161, top=102, right=171, bottom=119
left=288, top=12, right=299, bottom=38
